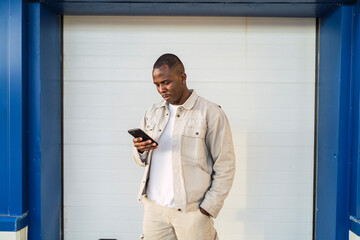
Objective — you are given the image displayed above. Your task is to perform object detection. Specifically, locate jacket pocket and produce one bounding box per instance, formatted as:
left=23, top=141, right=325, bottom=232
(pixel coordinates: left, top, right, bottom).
left=181, top=126, right=207, bottom=162
left=183, top=164, right=211, bottom=202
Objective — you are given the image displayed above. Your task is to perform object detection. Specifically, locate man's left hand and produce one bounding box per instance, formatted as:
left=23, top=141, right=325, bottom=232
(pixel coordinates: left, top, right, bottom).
left=199, top=207, right=211, bottom=217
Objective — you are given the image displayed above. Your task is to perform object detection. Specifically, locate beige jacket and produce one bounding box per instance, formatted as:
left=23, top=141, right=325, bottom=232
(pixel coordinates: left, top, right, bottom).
left=133, top=90, right=235, bottom=218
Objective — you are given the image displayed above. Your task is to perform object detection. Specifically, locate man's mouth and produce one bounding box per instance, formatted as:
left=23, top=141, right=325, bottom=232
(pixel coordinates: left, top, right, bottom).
left=162, top=95, right=170, bottom=101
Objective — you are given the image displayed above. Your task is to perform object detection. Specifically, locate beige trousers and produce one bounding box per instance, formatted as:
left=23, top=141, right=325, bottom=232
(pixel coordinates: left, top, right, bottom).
left=141, top=197, right=218, bottom=240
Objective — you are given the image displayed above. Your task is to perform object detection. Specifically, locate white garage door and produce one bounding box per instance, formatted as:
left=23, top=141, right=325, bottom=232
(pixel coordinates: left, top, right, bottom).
left=64, top=16, right=315, bottom=240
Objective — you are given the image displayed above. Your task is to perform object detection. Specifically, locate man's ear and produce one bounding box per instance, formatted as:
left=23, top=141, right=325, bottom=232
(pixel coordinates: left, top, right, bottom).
left=181, top=73, right=187, bottom=82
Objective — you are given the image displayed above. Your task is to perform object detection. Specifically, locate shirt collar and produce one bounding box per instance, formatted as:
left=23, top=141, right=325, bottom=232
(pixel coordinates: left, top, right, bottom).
left=182, top=89, right=198, bottom=110
left=159, top=89, right=198, bottom=110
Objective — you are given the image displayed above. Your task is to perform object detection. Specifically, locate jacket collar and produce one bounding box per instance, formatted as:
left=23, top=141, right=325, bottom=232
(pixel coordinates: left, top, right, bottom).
left=159, top=89, right=198, bottom=110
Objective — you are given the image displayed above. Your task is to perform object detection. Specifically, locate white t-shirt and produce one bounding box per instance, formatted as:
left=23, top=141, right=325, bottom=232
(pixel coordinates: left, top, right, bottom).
left=146, top=104, right=179, bottom=207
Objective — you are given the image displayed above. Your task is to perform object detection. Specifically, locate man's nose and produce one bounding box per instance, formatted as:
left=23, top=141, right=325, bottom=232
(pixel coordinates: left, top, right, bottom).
left=159, top=85, right=166, bottom=93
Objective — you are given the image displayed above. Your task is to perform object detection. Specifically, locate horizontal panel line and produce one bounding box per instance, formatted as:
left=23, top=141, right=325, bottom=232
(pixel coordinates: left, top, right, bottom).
left=58, top=1, right=339, bottom=3
left=63, top=106, right=314, bottom=109
left=63, top=168, right=313, bottom=173
left=64, top=79, right=315, bottom=84
left=63, top=143, right=314, bottom=146
left=62, top=130, right=314, bottom=133
left=64, top=67, right=314, bottom=71
left=63, top=15, right=314, bottom=19
left=63, top=143, right=313, bottom=146
left=63, top=230, right=141, bottom=234
left=63, top=232, right=311, bottom=237
left=63, top=219, right=312, bottom=225
left=64, top=54, right=314, bottom=58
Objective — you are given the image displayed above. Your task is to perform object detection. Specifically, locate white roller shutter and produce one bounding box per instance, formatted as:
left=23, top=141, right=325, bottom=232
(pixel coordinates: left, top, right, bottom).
left=64, top=16, right=315, bottom=240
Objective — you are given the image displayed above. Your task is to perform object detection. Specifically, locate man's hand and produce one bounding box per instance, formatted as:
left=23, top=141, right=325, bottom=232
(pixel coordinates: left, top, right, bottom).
left=133, top=137, right=158, bottom=153
left=199, top=207, right=211, bottom=217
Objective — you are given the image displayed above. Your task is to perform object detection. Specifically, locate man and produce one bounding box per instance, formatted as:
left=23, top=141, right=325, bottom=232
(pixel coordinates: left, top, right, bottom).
left=132, top=53, right=235, bottom=240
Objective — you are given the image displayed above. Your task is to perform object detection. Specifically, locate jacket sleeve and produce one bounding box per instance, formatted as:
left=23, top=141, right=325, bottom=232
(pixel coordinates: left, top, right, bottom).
left=132, top=112, right=149, bottom=167
left=200, top=107, right=236, bottom=218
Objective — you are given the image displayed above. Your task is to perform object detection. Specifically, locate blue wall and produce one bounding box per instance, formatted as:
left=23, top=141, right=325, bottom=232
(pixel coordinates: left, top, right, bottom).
left=28, top=3, right=61, bottom=240
left=0, top=0, right=29, bottom=232
left=0, top=0, right=61, bottom=238
left=39, top=4, right=62, bottom=240
left=316, top=2, right=360, bottom=239
left=316, top=5, right=353, bottom=240
left=350, top=0, right=360, bottom=236
left=351, top=0, right=360, bottom=221
left=0, top=0, right=11, bottom=217
left=28, top=4, right=41, bottom=238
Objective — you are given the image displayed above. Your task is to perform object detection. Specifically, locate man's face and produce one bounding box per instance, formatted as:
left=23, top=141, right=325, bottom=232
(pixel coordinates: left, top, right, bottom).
left=153, top=64, right=186, bottom=105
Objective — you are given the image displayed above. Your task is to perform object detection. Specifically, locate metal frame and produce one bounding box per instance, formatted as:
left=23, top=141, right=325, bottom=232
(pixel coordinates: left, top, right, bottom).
left=1, top=0, right=360, bottom=239
left=349, top=0, right=360, bottom=236
left=0, top=0, right=29, bottom=232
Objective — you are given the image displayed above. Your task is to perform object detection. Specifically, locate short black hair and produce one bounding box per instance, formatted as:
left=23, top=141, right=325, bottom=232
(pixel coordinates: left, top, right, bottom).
left=153, top=53, right=185, bottom=74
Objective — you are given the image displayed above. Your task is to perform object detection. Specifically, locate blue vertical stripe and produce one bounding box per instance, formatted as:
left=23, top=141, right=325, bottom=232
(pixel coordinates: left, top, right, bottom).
left=350, top=1, right=360, bottom=223
left=39, top=4, right=61, bottom=240
left=8, top=0, right=25, bottom=217
left=28, top=3, right=42, bottom=239
left=0, top=0, right=10, bottom=216
left=316, top=5, right=353, bottom=240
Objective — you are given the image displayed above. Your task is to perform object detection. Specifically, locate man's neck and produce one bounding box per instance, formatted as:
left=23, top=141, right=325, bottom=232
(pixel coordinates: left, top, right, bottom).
left=175, top=89, right=191, bottom=105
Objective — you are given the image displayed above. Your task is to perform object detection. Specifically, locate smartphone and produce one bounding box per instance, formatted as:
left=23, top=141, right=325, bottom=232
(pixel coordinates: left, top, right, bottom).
left=128, top=128, right=158, bottom=146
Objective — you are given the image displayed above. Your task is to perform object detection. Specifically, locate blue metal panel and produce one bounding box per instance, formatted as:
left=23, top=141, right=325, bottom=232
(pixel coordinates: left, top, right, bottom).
left=0, top=0, right=11, bottom=217
left=350, top=0, right=360, bottom=222
left=0, top=213, right=28, bottom=232
left=349, top=2, right=360, bottom=236
left=43, top=2, right=337, bottom=17
left=350, top=216, right=360, bottom=236
left=316, top=12, right=342, bottom=238
left=39, top=4, right=61, bottom=240
left=8, top=0, right=26, bottom=217
left=40, top=0, right=356, bottom=3
left=316, top=5, right=353, bottom=240
left=0, top=0, right=29, bottom=231
left=28, top=3, right=42, bottom=239
left=337, top=7, right=353, bottom=240
left=28, top=2, right=61, bottom=239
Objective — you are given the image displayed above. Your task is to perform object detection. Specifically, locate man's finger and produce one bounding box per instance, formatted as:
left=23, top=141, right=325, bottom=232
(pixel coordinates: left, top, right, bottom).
left=134, top=140, right=157, bottom=151
left=134, top=140, right=153, bottom=147
left=133, top=137, right=143, bottom=143
left=136, top=144, right=158, bottom=152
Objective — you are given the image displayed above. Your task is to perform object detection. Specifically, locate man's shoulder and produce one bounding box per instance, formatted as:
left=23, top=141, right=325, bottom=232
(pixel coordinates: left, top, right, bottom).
left=196, top=95, right=229, bottom=126
left=196, top=95, right=224, bottom=113
left=145, top=100, right=165, bottom=114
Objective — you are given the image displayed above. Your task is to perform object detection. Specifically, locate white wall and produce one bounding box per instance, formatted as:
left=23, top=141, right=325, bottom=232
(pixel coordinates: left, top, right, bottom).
left=0, top=227, right=27, bottom=240
left=350, top=231, right=360, bottom=240
left=64, top=16, right=315, bottom=240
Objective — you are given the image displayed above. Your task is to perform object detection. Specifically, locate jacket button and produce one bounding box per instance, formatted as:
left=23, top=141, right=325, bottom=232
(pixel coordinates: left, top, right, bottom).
left=195, top=132, right=199, bottom=135
left=177, top=115, right=180, bottom=117
left=178, top=209, right=181, bottom=212
left=159, top=129, right=162, bottom=132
